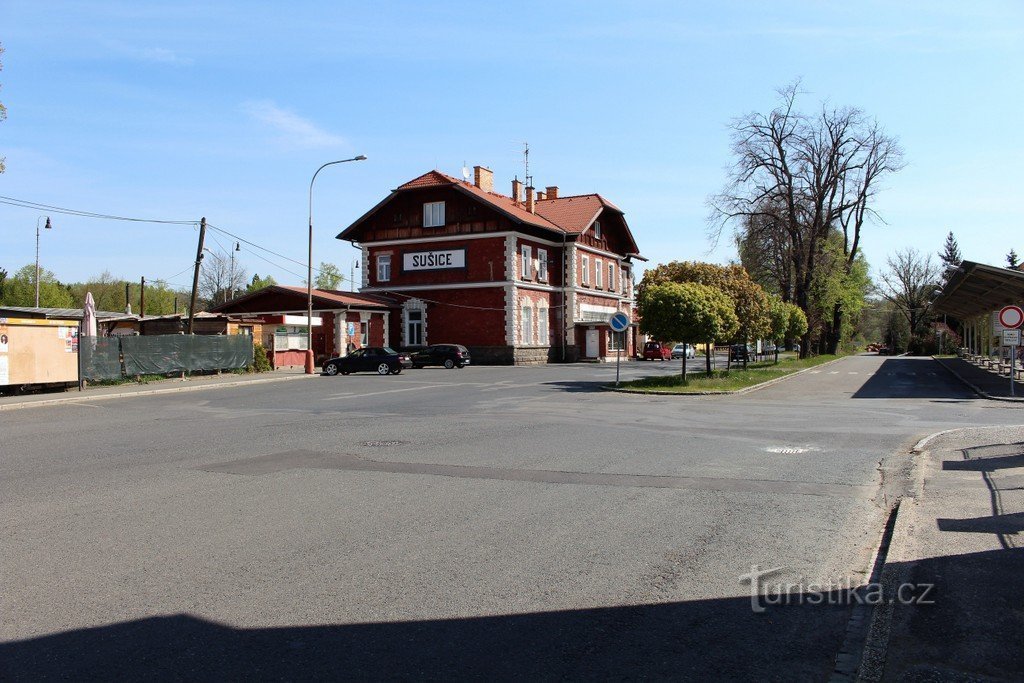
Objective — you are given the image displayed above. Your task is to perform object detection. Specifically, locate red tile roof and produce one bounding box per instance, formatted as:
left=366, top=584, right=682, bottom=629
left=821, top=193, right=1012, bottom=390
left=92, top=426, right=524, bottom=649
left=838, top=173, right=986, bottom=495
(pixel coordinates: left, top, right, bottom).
left=278, top=286, right=396, bottom=308
left=341, top=169, right=640, bottom=255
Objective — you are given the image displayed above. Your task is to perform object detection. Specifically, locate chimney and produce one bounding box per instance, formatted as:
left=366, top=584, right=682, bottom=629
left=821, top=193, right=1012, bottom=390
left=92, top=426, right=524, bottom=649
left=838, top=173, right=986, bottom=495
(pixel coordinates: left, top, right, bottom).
left=537, top=191, right=546, bottom=201
left=511, top=178, right=523, bottom=204
left=526, top=186, right=535, bottom=214
left=546, top=185, right=559, bottom=199
left=473, top=165, right=493, bottom=193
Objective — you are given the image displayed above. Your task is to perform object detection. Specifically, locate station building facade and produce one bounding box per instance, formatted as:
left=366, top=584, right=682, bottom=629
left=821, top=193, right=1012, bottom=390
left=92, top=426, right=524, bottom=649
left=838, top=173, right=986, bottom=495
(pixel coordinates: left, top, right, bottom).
left=338, top=166, right=644, bottom=364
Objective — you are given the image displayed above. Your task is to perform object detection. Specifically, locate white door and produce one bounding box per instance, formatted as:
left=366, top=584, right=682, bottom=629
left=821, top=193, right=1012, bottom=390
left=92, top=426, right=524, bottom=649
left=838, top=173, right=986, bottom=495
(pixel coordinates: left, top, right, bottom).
left=585, top=329, right=599, bottom=357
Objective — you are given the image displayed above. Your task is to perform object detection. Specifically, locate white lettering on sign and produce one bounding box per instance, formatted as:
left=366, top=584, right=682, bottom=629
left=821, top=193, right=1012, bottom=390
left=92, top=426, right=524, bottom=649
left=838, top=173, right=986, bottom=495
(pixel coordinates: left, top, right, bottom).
left=403, top=249, right=466, bottom=271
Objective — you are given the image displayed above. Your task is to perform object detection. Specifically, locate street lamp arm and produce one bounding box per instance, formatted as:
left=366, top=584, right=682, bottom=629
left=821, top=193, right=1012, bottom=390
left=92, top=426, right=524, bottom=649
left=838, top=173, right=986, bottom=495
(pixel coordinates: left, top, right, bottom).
left=306, top=155, right=367, bottom=373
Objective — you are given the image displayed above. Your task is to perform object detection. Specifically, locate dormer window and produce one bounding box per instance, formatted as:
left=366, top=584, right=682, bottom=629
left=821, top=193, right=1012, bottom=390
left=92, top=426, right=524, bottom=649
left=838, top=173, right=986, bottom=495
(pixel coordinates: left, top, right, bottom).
left=423, top=201, right=445, bottom=228
left=593, top=221, right=602, bottom=240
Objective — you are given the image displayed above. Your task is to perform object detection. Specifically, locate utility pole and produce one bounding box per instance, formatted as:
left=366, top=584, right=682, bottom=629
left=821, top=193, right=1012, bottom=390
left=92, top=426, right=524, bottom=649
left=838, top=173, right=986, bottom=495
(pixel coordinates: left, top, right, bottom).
left=188, top=217, right=207, bottom=335
left=125, top=282, right=131, bottom=314
left=140, top=276, right=146, bottom=319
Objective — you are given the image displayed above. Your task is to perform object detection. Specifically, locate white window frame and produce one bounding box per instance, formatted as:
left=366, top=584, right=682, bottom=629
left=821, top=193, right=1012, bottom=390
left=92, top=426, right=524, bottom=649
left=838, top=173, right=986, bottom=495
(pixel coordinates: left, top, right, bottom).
left=581, top=255, right=590, bottom=286
left=621, top=266, right=628, bottom=295
left=521, top=303, right=533, bottom=345
left=360, top=321, right=369, bottom=347
left=595, top=259, right=603, bottom=289
left=423, top=201, right=445, bottom=228
left=537, top=249, right=548, bottom=282
left=594, top=221, right=602, bottom=240
left=609, top=330, right=625, bottom=351
left=406, top=309, right=424, bottom=346
left=538, top=305, right=548, bottom=345
left=608, top=263, right=615, bottom=292
left=521, top=245, right=532, bottom=280
left=376, top=254, right=391, bottom=283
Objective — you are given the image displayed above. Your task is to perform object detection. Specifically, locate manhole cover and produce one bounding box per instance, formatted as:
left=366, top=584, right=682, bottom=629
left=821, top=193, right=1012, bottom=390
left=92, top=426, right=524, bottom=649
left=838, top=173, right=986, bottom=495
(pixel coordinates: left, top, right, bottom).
left=765, top=446, right=812, bottom=454
left=361, top=440, right=407, bottom=447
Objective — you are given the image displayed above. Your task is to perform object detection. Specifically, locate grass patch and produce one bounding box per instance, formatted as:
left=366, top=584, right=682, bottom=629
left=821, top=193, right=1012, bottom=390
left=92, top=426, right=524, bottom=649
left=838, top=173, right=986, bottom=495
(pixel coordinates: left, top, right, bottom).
left=615, top=354, right=841, bottom=393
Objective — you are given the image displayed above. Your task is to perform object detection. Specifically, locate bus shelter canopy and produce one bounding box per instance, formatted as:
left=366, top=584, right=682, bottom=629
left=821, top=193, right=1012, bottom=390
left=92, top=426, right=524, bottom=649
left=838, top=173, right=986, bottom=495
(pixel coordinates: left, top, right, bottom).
left=933, top=260, right=1024, bottom=319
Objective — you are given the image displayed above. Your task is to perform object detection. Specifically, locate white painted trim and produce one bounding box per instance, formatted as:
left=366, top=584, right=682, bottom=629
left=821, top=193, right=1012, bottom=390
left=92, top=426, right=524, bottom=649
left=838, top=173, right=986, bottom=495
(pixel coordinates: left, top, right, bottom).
left=357, top=230, right=566, bottom=249
left=363, top=282, right=512, bottom=292
left=575, top=242, right=632, bottom=263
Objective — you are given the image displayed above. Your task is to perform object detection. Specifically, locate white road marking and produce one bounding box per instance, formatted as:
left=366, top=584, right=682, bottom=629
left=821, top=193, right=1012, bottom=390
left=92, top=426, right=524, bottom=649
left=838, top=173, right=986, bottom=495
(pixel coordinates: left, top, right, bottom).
left=829, top=371, right=840, bottom=375
left=848, top=372, right=858, bottom=375
left=321, top=384, right=454, bottom=400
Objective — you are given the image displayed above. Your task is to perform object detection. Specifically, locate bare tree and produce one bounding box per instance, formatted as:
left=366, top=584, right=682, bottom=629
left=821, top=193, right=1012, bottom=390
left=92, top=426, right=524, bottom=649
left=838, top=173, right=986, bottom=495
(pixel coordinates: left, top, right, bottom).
left=877, top=248, right=940, bottom=340
left=199, top=250, right=248, bottom=308
left=710, top=81, right=904, bottom=355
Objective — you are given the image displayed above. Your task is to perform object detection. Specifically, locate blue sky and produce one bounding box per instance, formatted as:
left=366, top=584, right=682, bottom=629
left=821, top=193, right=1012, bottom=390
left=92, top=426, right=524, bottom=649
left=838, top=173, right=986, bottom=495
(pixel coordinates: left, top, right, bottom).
left=1, top=1, right=1021, bottom=290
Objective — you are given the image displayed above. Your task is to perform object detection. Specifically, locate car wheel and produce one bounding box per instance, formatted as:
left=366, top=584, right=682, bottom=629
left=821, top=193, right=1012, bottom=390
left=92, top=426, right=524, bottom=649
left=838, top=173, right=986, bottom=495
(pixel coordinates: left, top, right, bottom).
left=377, top=363, right=391, bottom=375
left=324, top=362, right=339, bottom=376
left=392, top=365, right=402, bottom=375
left=443, top=359, right=455, bottom=369
left=456, top=363, right=465, bottom=369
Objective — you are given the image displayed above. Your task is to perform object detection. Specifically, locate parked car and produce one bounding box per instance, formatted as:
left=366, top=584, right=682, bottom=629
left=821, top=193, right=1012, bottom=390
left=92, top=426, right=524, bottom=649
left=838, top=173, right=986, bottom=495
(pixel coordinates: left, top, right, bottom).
left=410, top=344, right=471, bottom=369
left=323, top=347, right=411, bottom=376
left=729, top=344, right=755, bottom=362
left=642, top=341, right=673, bottom=361
left=671, top=343, right=696, bottom=359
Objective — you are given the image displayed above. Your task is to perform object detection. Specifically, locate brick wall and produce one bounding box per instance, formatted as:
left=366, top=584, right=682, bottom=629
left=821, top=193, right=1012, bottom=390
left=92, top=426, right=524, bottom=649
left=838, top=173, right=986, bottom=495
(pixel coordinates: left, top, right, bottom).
left=368, top=237, right=508, bottom=288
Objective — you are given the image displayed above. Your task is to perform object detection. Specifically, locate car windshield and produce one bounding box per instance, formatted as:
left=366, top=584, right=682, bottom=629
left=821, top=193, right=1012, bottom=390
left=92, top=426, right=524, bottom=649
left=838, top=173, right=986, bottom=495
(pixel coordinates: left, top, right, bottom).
left=383, top=347, right=398, bottom=354
left=348, top=349, right=364, bottom=358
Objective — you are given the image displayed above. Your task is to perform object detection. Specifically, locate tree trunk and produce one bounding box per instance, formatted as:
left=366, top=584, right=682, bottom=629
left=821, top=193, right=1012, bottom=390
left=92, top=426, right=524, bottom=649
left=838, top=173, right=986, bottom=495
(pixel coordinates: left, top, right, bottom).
left=681, top=347, right=687, bottom=381
left=826, top=303, right=842, bottom=355
left=705, top=342, right=712, bottom=375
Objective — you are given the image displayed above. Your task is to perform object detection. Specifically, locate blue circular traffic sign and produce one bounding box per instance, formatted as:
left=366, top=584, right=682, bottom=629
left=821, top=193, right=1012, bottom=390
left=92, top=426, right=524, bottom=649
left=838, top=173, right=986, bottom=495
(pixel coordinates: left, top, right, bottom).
left=608, top=311, right=630, bottom=333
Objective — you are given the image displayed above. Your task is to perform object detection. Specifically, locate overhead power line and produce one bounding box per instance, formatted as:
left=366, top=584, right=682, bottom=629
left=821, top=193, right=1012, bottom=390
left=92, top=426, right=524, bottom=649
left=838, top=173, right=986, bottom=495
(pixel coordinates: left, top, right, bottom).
left=0, top=195, right=197, bottom=225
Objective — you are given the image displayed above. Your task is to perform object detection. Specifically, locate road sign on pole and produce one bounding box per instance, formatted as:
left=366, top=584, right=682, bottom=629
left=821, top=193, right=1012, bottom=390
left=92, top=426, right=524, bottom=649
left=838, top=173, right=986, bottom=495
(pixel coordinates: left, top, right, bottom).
left=608, top=312, right=630, bottom=386
left=1003, top=327, right=1022, bottom=398
left=999, top=305, right=1024, bottom=330
left=1004, top=329, right=1022, bottom=347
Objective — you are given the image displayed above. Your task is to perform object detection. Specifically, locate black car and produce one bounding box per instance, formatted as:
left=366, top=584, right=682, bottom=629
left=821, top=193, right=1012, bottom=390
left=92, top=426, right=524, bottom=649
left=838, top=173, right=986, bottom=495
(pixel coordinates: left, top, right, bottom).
left=410, top=344, right=471, bottom=369
left=323, top=347, right=411, bottom=376
left=729, top=344, right=755, bottom=362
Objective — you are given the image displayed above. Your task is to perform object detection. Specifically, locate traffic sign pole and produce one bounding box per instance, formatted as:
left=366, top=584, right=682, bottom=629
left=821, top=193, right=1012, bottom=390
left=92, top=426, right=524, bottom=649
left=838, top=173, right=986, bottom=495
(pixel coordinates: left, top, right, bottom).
left=607, top=311, right=631, bottom=387
left=998, top=308, right=1023, bottom=398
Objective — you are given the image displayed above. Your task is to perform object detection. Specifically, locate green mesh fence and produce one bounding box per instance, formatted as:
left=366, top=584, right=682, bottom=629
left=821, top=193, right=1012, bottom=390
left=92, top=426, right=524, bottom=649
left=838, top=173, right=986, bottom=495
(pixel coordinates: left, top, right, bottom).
left=79, top=337, right=124, bottom=381
left=120, top=335, right=254, bottom=376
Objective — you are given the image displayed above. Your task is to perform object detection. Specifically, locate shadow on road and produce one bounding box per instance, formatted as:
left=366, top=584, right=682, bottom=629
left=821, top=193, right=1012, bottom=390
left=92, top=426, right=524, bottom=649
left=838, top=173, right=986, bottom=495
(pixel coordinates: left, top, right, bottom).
left=0, top=590, right=853, bottom=680
left=851, top=358, right=975, bottom=400
left=542, top=380, right=608, bottom=393
left=5, top=549, right=1023, bottom=681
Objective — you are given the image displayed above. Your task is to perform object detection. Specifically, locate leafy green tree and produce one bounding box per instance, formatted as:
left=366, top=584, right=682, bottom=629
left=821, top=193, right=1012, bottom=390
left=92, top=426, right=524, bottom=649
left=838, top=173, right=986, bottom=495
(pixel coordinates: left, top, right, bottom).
left=638, top=261, right=771, bottom=352
left=247, top=273, right=277, bottom=293
left=0, top=267, right=7, bottom=301
left=639, top=281, right=738, bottom=378
left=809, top=233, right=872, bottom=355
left=1008, top=249, right=1020, bottom=269
left=1, top=264, right=74, bottom=308
left=314, top=262, right=343, bottom=290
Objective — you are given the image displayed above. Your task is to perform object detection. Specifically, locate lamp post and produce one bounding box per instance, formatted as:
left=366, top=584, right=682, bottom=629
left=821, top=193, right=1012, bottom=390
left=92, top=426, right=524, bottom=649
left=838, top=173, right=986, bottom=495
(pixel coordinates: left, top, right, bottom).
left=35, top=216, right=52, bottom=308
left=351, top=259, right=360, bottom=292
left=307, top=155, right=367, bottom=373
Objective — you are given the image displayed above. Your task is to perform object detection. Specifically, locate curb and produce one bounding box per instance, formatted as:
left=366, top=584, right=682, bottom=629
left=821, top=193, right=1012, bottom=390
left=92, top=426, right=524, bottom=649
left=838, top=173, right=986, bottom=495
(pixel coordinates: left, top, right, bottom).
left=602, top=355, right=848, bottom=396
left=0, top=373, right=316, bottom=411
left=932, top=356, right=1024, bottom=403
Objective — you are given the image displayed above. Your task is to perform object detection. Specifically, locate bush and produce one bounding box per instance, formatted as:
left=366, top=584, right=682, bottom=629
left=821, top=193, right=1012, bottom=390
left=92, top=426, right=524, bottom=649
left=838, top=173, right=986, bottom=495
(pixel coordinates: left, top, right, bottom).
left=251, top=342, right=272, bottom=373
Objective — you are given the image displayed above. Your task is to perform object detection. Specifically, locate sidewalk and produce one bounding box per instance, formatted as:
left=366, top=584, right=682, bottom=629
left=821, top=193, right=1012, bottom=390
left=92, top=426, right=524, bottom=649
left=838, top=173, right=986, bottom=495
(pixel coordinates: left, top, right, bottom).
left=861, top=425, right=1024, bottom=681
left=0, top=368, right=315, bottom=411
left=934, top=356, right=1024, bottom=402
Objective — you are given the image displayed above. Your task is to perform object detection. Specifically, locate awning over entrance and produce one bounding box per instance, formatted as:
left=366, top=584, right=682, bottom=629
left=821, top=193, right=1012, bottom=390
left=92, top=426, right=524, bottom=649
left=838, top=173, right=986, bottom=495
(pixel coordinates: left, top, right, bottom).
left=933, top=260, right=1024, bottom=319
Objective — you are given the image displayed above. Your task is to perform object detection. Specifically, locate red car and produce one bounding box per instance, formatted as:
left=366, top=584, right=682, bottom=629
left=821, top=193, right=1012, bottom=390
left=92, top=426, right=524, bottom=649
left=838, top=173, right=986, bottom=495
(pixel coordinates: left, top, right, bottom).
left=642, top=341, right=672, bottom=361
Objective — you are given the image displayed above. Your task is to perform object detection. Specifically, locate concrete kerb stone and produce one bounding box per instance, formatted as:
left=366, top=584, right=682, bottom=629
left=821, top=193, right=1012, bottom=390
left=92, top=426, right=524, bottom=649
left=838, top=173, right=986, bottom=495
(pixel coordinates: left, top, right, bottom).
left=0, top=373, right=317, bottom=412
left=932, top=356, right=1024, bottom=403
left=602, top=355, right=849, bottom=396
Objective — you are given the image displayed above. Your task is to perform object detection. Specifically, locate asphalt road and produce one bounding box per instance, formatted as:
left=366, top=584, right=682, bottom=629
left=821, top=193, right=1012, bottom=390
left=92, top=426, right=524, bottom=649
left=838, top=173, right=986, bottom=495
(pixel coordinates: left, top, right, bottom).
left=1, top=354, right=1020, bottom=680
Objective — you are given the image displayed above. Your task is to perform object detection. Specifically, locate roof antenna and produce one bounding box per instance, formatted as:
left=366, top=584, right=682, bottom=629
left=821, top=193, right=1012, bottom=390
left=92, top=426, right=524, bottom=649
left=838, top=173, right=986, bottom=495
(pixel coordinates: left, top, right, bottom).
left=462, top=161, right=470, bottom=183
left=523, top=142, right=532, bottom=188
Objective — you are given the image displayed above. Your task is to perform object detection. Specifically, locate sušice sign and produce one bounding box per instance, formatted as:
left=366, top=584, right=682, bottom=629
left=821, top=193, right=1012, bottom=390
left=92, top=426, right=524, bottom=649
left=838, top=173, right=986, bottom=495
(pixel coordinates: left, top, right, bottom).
left=608, top=311, right=631, bottom=333
left=1004, top=329, right=1022, bottom=347
left=999, top=305, right=1024, bottom=330
left=403, top=248, right=466, bottom=272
